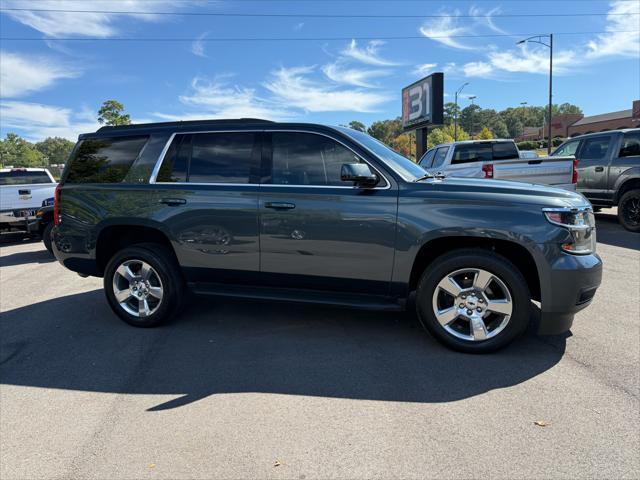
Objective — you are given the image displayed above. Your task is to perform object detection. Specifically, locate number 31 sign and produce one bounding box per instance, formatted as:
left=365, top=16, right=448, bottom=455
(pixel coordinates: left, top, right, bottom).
left=402, top=72, right=444, bottom=131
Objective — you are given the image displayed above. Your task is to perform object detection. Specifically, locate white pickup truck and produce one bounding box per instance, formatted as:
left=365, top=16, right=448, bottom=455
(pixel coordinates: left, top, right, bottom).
left=0, top=168, right=57, bottom=233
left=418, top=139, right=577, bottom=190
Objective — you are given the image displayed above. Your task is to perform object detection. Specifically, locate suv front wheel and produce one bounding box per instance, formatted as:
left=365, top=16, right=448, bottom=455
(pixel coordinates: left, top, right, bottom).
left=104, top=244, right=184, bottom=327
left=416, top=249, right=531, bottom=353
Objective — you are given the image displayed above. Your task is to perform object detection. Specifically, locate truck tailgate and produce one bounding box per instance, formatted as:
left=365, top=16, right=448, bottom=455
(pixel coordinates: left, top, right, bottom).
left=492, top=156, right=574, bottom=188
left=0, top=183, right=57, bottom=213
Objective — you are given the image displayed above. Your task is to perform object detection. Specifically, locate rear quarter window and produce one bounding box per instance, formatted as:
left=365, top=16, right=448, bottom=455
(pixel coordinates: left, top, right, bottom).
left=451, top=144, right=492, bottom=164
left=0, top=171, right=53, bottom=185
left=492, top=142, right=519, bottom=160
left=65, top=136, right=149, bottom=184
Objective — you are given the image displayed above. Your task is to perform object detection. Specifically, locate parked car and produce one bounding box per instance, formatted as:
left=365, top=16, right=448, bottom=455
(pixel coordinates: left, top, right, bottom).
left=551, top=128, right=640, bottom=232
left=0, top=168, right=57, bottom=234
left=418, top=139, right=577, bottom=191
left=51, top=120, right=602, bottom=353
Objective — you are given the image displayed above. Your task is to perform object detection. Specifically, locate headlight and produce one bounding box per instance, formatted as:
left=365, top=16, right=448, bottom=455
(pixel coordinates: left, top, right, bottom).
left=543, top=207, right=596, bottom=254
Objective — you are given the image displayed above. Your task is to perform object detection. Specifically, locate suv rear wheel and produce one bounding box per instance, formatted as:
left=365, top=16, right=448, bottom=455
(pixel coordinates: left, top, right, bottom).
left=618, top=189, right=640, bottom=232
left=416, top=249, right=531, bottom=353
left=104, top=244, right=184, bottom=327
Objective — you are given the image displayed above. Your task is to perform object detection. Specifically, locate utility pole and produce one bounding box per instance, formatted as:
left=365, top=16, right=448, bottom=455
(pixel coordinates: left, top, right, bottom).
left=454, top=82, right=469, bottom=142
left=517, top=34, right=553, bottom=154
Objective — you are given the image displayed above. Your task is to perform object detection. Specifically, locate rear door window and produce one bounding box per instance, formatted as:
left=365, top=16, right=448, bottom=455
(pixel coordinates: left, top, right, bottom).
left=451, top=143, right=492, bottom=164
left=579, top=136, right=612, bottom=160
left=432, top=146, right=449, bottom=168
left=65, top=136, right=148, bottom=183
left=619, top=131, right=640, bottom=157
left=156, top=132, right=259, bottom=184
left=0, top=171, right=53, bottom=185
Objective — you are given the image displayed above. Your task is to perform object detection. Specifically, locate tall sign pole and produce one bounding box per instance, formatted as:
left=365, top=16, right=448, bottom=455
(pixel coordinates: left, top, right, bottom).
left=402, top=72, right=444, bottom=161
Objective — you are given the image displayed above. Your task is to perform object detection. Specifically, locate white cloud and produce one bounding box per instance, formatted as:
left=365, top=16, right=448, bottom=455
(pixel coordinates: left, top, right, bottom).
left=488, top=47, right=576, bottom=75
left=340, top=40, right=400, bottom=66
left=586, top=0, right=640, bottom=59
left=0, top=50, right=80, bottom=98
left=191, top=32, right=208, bottom=57
left=1, top=0, right=184, bottom=37
left=0, top=100, right=99, bottom=141
left=412, top=63, right=438, bottom=77
left=175, top=76, right=293, bottom=120
left=463, top=61, right=494, bottom=77
left=264, top=66, right=391, bottom=113
left=419, top=12, right=473, bottom=50
left=322, top=62, right=389, bottom=88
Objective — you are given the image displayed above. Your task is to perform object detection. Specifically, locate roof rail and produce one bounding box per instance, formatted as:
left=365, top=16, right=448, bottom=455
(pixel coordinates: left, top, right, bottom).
left=96, top=118, right=275, bottom=132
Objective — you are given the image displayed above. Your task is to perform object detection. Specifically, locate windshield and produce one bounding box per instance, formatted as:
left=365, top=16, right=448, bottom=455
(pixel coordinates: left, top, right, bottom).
left=335, top=127, right=427, bottom=181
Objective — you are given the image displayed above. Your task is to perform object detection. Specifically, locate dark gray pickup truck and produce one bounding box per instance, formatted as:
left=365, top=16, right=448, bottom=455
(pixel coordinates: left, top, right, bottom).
left=552, top=128, right=640, bottom=231
left=52, top=119, right=602, bottom=353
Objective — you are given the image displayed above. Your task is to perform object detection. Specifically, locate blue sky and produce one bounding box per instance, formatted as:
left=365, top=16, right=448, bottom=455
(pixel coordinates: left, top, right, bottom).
left=1, top=0, right=639, bottom=141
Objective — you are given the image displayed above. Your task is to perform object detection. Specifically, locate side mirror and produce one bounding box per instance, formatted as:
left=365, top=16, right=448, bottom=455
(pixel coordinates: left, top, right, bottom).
left=341, top=163, right=378, bottom=187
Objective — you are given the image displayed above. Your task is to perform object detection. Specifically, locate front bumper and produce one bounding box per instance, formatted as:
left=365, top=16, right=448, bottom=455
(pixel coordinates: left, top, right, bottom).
left=537, top=251, right=602, bottom=335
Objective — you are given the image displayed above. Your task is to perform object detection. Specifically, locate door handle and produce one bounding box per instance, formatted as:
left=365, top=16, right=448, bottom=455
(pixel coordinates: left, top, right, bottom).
left=264, top=202, right=295, bottom=210
left=595, top=166, right=604, bottom=172
left=159, top=198, right=187, bottom=206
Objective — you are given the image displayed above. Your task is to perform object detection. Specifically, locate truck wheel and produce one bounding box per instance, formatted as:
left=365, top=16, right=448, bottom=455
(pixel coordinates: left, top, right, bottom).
left=415, top=249, right=531, bottom=353
left=618, top=189, right=640, bottom=233
left=42, top=222, right=54, bottom=255
left=103, top=244, right=184, bottom=327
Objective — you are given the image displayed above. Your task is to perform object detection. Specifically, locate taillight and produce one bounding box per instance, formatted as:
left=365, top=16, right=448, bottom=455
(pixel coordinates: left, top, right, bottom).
left=482, top=163, right=494, bottom=179
left=53, top=184, right=62, bottom=225
left=572, top=158, right=579, bottom=184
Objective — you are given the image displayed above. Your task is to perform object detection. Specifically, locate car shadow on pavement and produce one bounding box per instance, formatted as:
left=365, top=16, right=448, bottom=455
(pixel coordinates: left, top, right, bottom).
left=0, top=290, right=566, bottom=411
left=0, top=249, right=55, bottom=267
left=595, top=213, right=639, bottom=250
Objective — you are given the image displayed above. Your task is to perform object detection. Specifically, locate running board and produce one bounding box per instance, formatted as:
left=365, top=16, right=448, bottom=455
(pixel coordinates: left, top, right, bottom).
left=189, top=282, right=404, bottom=311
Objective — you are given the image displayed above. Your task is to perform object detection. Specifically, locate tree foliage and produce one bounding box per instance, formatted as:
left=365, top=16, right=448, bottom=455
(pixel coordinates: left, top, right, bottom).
left=477, top=127, right=494, bottom=140
left=97, top=100, right=131, bottom=126
left=347, top=120, right=366, bottom=132
left=367, top=117, right=403, bottom=145
left=427, top=124, right=470, bottom=146
left=0, top=133, right=45, bottom=167
left=35, top=137, right=75, bottom=165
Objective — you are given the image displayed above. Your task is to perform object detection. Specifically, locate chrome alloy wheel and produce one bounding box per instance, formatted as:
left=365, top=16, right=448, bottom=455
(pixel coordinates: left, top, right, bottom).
left=431, top=268, right=513, bottom=342
left=112, top=259, right=164, bottom=318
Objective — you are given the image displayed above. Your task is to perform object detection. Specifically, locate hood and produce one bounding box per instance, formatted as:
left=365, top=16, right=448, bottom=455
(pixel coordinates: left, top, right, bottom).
left=414, top=177, right=590, bottom=209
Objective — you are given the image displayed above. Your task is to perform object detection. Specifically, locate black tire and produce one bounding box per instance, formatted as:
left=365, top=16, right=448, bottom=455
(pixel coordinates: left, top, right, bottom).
left=103, top=243, right=184, bottom=327
left=415, top=249, right=531, bottom=353
left=618, top=189, right=640, bottom=233
left=42, top=222, right=54, bottom=255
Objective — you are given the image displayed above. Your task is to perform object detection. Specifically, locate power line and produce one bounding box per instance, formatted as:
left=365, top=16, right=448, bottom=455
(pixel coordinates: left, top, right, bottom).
left=2, top=31, right=637, bottom=42
left=1, top=7, right=636, bottom=18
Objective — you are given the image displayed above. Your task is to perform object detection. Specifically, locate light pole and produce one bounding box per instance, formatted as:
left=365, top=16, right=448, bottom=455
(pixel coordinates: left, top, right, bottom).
left=519, top=101, right=528, bottom=139
left=517, top=34, right=553, bottom=154
left=454, top=82, right=469, bottom=142
left=468, top=95, right=477, bottom=138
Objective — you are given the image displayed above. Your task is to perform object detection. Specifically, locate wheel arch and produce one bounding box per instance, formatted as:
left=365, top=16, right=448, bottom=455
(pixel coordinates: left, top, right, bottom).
left=613, top=172, right=640, bottom=204
left=408, top=236, right=541, bottom=301
left=95, top=222, right=179, bottom=276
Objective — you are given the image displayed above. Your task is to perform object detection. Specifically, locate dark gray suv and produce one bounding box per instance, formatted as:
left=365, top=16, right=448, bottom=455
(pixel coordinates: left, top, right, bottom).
left=52, top=119, right=602, bottom=353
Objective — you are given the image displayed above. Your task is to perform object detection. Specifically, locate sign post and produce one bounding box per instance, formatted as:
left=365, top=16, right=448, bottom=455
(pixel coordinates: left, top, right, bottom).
left=402, top=72, right=444, bottom=161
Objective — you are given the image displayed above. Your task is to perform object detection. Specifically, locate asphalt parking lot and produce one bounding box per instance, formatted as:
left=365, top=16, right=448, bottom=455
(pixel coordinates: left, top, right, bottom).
left=1, top=208, right=638, bottom=480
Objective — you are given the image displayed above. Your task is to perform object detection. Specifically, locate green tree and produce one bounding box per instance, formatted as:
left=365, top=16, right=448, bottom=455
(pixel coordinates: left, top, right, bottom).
left=427, top=124, right=470, bottom=146
left=459, top=104, right=482, bottom=137
left=443, top=102, right=460, bottom=125
left=553, top=103, right=582, bottom=115
left=97, top=100, right=131, bottom=126
left=35, top=137, right=75, bottom=165
left=390, top=133, right=415, bottom=160
left=367, top=117, right=402, bottom=145
left=348, top=120, right=367, bottom=132
left=0, top=133, right=45, bottom=167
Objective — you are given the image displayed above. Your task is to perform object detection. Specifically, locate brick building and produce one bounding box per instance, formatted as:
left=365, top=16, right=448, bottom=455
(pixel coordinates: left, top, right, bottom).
left=516, top=100, right=640, bottom=141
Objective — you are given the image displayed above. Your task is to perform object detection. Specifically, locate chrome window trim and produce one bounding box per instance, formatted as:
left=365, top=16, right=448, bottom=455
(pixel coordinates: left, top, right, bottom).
left=148, top=128, right=391, bottom=190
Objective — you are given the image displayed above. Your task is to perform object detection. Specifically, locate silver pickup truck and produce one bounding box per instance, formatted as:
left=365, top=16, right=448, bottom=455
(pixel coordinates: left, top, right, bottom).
left=0, top=168, right=57, bottom=233
left=418, top=139, right=577, bottom=191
